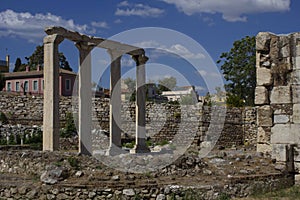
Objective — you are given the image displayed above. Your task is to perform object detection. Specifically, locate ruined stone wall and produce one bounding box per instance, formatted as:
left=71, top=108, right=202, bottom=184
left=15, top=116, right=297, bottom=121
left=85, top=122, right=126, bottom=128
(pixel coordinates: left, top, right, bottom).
left=256, top=32, right=300, bottom=181
left=0, top=93, right=256, bottom=148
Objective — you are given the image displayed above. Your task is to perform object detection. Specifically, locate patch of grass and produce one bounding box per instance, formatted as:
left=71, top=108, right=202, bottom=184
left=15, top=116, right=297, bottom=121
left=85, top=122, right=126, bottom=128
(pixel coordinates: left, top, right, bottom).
left=218, top=193, right=231, bottom=200
left=123, top=141, right=135, bottom=149
left=67, top=157, right=80, bottom=170
left=157, top=140, right=169, bottom=146
left=249, top=185, right=300, bottom=199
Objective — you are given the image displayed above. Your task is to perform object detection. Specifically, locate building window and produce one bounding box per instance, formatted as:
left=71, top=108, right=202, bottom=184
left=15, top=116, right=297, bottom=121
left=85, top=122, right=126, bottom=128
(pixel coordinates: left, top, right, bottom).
left=42, top=80, right=44, bottom=90
left=65, top=79, right=71, bottom=91
left=33, top=80, right=38, bottom=91
left=7, top=82, right=11, bottom=92
left=16, top=82, right=20, bottom=92
left=24, top=81, right=29, bottom=92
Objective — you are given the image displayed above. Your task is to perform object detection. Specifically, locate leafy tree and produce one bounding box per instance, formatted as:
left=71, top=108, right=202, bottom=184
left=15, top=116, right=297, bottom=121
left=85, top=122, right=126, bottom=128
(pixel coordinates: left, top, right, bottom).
left=24, top=45, right=72, bottom=71
left=158, top=76, right=177, bottom=92
left=59, top=53, right=72, bottom=71
left=0, top=73, right=5, bottom=91
left=204, top=92, right=212, bottom=106
left=217, top=36, right=256, bottom=107
left=180, top=93, right=195, bottom=105
left=13, top=58, right=22, bottom=72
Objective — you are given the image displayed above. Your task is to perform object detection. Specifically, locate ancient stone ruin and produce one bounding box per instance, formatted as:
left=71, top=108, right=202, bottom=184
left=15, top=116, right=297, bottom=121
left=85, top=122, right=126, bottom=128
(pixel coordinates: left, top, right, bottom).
left=43, top=26, right=149, bottom=155
left=256, top=32, right=300, bottom=182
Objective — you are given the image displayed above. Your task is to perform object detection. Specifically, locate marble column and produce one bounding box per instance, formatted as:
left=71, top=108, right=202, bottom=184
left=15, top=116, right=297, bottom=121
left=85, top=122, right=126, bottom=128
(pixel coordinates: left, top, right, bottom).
left=107, top=50, right=122, bottom=155
left=75, top=42, right=94, bottom=155
left=43, top=34, right=64, bottom=151
left=131, top=54, right=150, bottom=153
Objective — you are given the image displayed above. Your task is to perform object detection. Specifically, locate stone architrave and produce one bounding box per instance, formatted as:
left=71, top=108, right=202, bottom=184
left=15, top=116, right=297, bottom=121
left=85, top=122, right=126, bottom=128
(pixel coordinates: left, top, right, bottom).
left=107, top=50, right=123, bottom=155
left=270, top=86, right=291, bottom=104
left=131, top=54, right=150, bottom=154
left=43, top=34, right=64, bottom=151
left=255, top=86, right=269, bottom=105
left=256, top=68, right=272, bottom=86
left=75, top=42, right=94, bottom=155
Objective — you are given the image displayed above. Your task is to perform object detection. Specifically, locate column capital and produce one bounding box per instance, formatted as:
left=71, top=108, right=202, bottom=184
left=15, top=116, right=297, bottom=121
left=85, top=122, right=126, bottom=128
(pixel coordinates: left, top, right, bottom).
left=43, top=34, right=64, bottom=45
left=107, top=49, right=123, bottom=60
left=75, top=41, right=95, bottom=52
left=132, top=54, right=148, bottom=66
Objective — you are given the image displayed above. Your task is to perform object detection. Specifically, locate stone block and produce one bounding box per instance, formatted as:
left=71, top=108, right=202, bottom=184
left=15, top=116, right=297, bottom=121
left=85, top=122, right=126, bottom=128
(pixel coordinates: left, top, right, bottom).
left=257, top=68, right=272, bottom=86
left=281, top=45, right=290, bottom=58
left=294, top=162, right=300, bottom=173
left=257, top=126, right=270, bottom=143
left=255, top=86, right=269, bottom=105
left=274, top=115, right=290, bottom=124
left=270, top=86, right=291, bottom=104
left=271, top=124, right=300, bottom=144
left=272, top=144, right=288, bottom=162
left=256, top=32, right=271, bottom=51
left=292, top=85, right=300, bottom=103
left=291, top=69, right=300, bottom=84
left=257, top=143, right=271, bottom=153
left=294, top=145, right=300, bottom=162
left=293, top=104, right=300, bottom=123
left=257, top=105, right=273, bottom=127
left=295, top=174, right=300, bottom=185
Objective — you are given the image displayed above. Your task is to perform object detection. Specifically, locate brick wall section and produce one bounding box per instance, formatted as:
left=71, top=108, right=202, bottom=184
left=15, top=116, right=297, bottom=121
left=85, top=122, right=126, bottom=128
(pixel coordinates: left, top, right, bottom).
left=0, top=93, right=257, bottom=148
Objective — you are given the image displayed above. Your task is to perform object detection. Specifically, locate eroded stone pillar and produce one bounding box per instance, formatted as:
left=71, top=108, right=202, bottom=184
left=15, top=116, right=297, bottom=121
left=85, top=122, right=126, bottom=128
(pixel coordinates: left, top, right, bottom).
left=75, top=42, right=94, bottom=155
left=131, top=54, right=150, bottom=153
left=107, top=50, right=122, bottom=155
left=43, top=34, right=64, bottom=151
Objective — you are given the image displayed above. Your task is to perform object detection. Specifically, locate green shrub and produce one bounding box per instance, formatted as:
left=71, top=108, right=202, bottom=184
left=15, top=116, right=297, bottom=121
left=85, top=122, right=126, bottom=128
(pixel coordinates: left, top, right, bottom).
left=60, top=112, right=77, bottom=138
left=0, top=112, right=8, bottom=124
left=67, top=157, right=80, bottom=170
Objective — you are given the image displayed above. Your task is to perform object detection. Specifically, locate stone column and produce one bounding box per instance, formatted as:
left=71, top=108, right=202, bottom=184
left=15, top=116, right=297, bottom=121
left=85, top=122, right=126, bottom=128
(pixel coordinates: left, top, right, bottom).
left=43, top=34, right=64, bottom=151
left=131, top=54, right=150, bottom=153
left=75, top=42, right=94, bottom=155
left=107, top=50, right=122, bottom=155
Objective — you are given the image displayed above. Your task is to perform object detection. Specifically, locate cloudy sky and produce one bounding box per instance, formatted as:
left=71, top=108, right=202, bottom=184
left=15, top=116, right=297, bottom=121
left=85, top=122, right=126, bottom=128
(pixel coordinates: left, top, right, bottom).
left=0, top=0, right=298, bottom=93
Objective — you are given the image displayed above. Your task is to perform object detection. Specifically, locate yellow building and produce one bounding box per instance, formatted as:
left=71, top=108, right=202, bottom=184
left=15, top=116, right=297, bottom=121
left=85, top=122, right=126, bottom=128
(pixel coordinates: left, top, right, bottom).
left=0, top=55, right=9, bottom=73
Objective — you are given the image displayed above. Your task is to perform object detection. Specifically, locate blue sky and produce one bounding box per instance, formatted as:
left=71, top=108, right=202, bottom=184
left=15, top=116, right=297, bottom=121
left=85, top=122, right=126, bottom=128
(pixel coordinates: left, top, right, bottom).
left=0, top=0, right=298, bottom=94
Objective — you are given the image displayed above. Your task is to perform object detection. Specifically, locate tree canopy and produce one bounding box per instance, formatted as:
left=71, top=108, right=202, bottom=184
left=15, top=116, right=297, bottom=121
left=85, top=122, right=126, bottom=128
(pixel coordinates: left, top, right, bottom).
left=158, top=77, right=177, bottom=92
left=217, top=36, right=256, bottom=107
left=15, top=45, right=73, bottom=72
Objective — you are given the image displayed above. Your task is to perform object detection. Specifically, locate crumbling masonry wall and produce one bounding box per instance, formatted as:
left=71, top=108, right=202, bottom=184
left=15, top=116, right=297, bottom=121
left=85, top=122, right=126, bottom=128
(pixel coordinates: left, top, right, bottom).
left=256, top=32, right=300, bottom=180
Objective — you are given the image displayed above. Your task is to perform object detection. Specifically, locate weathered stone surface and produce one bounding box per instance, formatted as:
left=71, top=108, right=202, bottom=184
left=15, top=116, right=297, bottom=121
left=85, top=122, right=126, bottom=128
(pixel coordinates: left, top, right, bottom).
left=257, top=127, right=270, bottom=143
left=295, top=174, right=300, bottom=185
left=294, top=162, right=300, bottom=173
left=274, top=115, right=290, bottom=124
left=255, top=86, right=269, bottom=105
left=293, top=104, right=300, bottom=123
left=256, top=32, right=271, bottom=51
left=40, top=166, right=69, bottom=185
left=270, top=86, right=291, bottom=104
left=123, top=189, right=135, bottom=196
left=257, top=68, right=272, bottom=86
left=291, top=69, right=300, bottom=84
left=272, top=144, right=288, bottom=162
left=292, top=85, right=300, bottom=104
left=257, top=143, right=271, bottom=153
left=257, top=106, right=273, bottom=127
left=271, top=124, right=300, bottom=144
left=294, top=145, right=300, bottom=162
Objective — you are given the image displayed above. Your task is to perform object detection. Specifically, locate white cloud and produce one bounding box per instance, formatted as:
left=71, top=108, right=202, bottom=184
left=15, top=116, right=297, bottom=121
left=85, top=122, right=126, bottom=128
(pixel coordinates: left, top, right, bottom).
left=161, top=0, right=290, bottom=22
left=134, top=40, right=205, bottom=60
left=91, top=21, right=109, bottom=29
left=198, top=70, right=222, bottom=78
left=0, top=9, right=95, bottom=42
left=114, top=19, right=122, bottom=24
left=115, top=2, right=164, bottom=18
